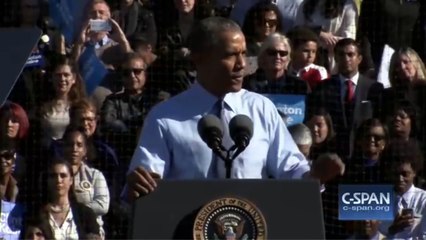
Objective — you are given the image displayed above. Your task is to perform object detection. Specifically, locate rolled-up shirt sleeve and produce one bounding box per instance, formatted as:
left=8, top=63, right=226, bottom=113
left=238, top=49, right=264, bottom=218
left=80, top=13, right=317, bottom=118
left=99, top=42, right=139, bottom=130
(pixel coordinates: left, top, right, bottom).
left=266, top=108, right=310, bottom=179
left=127, top=109, right=170, bottom=178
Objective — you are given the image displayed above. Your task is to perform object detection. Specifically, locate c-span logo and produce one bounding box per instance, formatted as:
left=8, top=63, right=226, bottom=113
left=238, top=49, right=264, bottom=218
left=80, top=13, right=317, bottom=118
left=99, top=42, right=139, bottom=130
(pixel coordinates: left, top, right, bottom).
left=193, top=197, right=267, bottom=240
left=338, top=185, right=395, bottom=220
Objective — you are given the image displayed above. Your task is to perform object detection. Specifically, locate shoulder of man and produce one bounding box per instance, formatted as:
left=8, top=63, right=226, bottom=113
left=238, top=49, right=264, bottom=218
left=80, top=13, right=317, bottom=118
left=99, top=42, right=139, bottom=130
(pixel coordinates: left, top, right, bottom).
left=239, top=89, right=279, bottom=112
left=143, top=87, right=194, bottom=119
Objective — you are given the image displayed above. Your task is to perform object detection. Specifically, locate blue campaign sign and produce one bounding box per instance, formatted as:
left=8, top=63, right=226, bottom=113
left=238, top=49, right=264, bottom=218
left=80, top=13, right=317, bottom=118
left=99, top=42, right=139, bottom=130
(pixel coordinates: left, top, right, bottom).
left=25, top=50, right=45, bottom=68
left=262, top=94, right=306, bottom=126
left=49, top=0, right=89, bottom=44
left=78, top=45, right=108, bottom=95
left=338, top=184, right=395, bottom=220
left=0, top=201, right=24, bottom=240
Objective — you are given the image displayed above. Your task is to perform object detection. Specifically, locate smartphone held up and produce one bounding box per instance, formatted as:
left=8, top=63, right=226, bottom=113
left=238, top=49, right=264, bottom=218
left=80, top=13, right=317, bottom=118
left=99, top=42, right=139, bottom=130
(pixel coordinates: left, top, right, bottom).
left=89, top=19, right=112, bottom=32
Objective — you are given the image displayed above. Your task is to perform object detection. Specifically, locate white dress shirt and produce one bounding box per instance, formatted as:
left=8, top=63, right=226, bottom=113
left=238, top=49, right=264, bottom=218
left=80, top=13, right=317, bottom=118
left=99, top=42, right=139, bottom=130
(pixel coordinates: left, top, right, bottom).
left=379, top=185, right=426, bottom=239
left=49, top=210, right=79, bottom=240
left=339, top=72, right=359, bottom=99
left=128, top=83, right=310, bottom=179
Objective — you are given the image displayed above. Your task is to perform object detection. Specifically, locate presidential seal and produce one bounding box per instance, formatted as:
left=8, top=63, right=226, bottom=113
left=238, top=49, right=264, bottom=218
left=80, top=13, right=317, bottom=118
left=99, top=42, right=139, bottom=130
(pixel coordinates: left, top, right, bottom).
left=193, top=197, right=267, bottom=240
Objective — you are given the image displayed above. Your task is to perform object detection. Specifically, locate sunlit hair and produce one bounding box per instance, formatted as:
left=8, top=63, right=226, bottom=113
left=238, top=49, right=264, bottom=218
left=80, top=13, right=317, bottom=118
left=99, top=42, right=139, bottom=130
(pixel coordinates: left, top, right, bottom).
left=122, top=52, right=147, bottom=69
left=389, top=47, right=426, bottom=86
left=257, top=32, right=291, bottom=68
left=0, top=101, right=30, bottom=140
left=288, top=123, right=313, bottom=146
left=90, top=0, right=111, bottom=13
left=69, top=98, right=97, bottom=121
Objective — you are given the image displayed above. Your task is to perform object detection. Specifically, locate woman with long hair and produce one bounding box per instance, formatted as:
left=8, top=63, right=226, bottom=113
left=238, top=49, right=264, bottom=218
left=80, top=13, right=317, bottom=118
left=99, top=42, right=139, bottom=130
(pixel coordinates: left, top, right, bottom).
left=21, top=159, right=100, bottom=239
left=241, top=1, right=284, bottom=57
left=38, top=57, right=85, bottom=148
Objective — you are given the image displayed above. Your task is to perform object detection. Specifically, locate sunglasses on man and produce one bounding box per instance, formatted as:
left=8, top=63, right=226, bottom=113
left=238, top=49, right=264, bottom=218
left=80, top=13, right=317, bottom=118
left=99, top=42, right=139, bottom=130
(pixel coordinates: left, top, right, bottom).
left=121, top=68, right=145, bottom=76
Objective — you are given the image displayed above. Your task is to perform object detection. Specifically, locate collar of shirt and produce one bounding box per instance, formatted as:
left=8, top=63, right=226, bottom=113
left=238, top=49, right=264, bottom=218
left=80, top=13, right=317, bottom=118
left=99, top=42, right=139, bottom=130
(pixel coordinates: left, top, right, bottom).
left=397, top=184, right=416, bottom=206
left=94, top=35, right=110, bottom=49
left=339, top=72, right=359, bottom=86
left=191, top=81, right=245, bottom=114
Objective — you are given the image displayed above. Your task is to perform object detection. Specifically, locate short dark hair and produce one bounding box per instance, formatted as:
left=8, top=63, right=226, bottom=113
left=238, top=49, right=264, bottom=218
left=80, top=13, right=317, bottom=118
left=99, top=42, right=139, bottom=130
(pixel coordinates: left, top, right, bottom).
left=129, top=35, right=151, bottom=50
left=355, top=118, right=389, bottom=143
left=391, top=100, right=418, bottom=138
left=287, top=26, right=319, bottom=50
left=121, top=52, right=146, bottom=67
left=187, top=17, right=241, bottom=54
left=334, top=38, right=361, bottom=55
left=381, top=139, right=424, bottom=173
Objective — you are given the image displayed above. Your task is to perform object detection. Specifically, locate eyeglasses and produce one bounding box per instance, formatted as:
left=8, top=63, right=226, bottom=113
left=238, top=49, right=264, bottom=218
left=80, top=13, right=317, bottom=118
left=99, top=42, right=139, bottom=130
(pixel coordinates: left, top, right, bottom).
left=257, top=19, right=278, bottom=27
left=266, top=49, right=288, bottom=57
left=363, top=134, right=385, bottom=141
left=0, top=151, right=15, bottom=160
left=122, top=68, right=144, bottom=76
left=81, top=116, right=97, bottom=122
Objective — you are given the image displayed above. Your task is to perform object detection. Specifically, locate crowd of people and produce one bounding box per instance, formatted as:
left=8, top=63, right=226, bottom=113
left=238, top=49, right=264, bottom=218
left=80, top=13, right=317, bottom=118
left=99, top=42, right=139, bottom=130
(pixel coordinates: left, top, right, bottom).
left=1, top=0, right=426, bottom=239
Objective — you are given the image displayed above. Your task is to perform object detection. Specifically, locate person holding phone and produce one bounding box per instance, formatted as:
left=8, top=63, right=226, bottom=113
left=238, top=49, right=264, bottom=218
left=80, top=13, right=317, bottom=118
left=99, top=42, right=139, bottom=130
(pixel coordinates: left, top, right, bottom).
left=72, top=0, right=132, bottom=66
left=378, top=140, right=426, bottom=239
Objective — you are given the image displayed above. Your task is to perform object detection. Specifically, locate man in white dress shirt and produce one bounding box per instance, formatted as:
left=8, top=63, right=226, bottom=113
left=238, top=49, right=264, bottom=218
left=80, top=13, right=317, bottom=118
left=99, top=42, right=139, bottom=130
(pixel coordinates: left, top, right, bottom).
left=126, top=17, right=344, bottom=200
left=378, top=140, right=426, bottom=239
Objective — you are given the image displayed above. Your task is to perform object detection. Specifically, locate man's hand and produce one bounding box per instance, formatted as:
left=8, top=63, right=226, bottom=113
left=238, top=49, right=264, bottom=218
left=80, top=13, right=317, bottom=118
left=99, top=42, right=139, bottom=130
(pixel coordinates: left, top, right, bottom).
left=310, top=153, right=345, bottom=183
left=388, top=212, right=415, bottom=235
left=77, top=19, right=91, bottom=44
left=127, top=167, right=161, bottom=202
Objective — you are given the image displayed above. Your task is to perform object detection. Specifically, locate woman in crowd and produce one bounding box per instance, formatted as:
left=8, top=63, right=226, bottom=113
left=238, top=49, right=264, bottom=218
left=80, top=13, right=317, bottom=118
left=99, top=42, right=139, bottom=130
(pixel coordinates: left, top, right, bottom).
left=243, top=32, right=309, bottom=95
left=242, top=1, right=284, bottom=57
left=305, top=107, right=338, bottom=161
left=0, top=139, right=19, bottom=202
left=0, top=101, right=29, bottom=180
left=294, top=0, right=358, bottom=73
left=344, top=118, right=389, bottom=183
left=23, top=159, right=100, bottom=239
left=387, top=100, right=418, bottom=143
left=62, top=126, right=110, bottom=238
left=68, top=99, right=123, bottom=239
left=0, top=100, right=30, bottom=143
left=65, top=99, right=119, bottom=183
left=37, top=57, right=85, bottom=148
left=381, top=48, right=426, bottom=138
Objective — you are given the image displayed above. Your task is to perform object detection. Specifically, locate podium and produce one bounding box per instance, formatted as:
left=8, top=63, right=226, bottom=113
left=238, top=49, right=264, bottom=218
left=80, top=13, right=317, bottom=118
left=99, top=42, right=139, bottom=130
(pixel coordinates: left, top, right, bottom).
left=131, top=179, right=325, bottom=239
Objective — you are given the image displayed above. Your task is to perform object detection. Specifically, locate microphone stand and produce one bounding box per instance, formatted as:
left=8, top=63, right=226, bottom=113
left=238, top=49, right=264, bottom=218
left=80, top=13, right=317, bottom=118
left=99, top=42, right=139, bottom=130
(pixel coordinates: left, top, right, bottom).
left=216, top=145, right=242, bottom=179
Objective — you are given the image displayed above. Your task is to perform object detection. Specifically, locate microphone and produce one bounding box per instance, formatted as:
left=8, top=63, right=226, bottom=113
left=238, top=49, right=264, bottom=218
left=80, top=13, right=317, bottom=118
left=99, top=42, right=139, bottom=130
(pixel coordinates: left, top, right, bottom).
left=229, top=115, right=253, bottom=159
left=197, top=114, right=226, bottom=159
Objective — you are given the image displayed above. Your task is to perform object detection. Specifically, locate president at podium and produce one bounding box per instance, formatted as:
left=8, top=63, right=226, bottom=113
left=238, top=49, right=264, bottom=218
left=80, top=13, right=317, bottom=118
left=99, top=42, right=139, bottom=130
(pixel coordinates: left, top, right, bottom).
left=126, top=17, right=344, bottom=200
